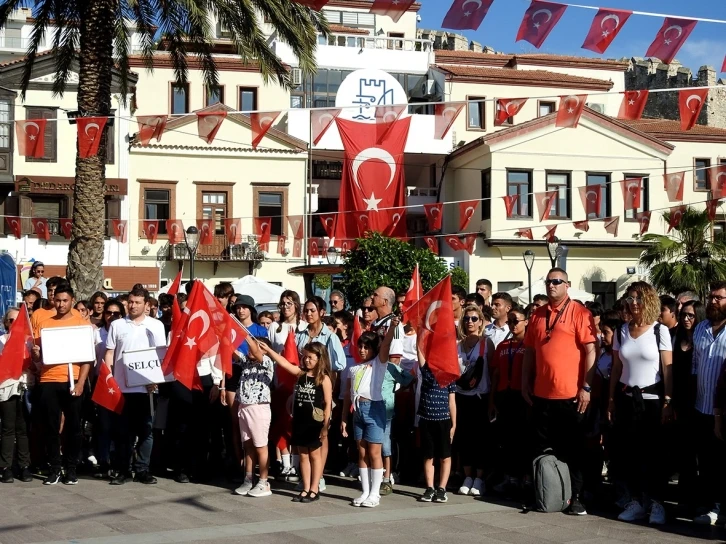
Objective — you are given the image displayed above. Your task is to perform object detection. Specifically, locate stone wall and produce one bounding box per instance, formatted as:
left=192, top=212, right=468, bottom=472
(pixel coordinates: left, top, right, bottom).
left=417, top=28, right=497, bottom=54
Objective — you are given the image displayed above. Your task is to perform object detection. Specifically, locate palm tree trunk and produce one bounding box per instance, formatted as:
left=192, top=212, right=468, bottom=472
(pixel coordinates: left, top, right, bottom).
left=66, top=0, right=115, bottom=300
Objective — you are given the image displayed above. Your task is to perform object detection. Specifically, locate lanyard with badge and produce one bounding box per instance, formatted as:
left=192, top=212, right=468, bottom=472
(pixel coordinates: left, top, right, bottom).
left=544, top=298, right=571, bottom=341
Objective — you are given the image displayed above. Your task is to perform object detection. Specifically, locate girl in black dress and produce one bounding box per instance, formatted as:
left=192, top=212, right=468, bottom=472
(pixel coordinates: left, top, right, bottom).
left=260, top=341, right=332, bottom=503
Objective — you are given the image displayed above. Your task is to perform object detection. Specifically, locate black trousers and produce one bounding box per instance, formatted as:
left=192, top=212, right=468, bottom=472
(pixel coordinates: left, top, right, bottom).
left=532, top=396, right=586, bottom=497
left=0, top=393, right=31, bottom=469
left=114, top=393, right=154, bottom=474
left=167, top=378, right=214, bottom=476
left=37, top=382, right=82, bottom=472
left=454, top=393, right=489, bottom=469
left=494, top=390, right=530, bottom=479
left=693, top=410, right=726, bottom=509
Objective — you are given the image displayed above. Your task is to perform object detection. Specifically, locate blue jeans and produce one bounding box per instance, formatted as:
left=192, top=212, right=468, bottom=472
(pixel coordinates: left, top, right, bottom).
left=353, top=400, right=386, bottom=444
left=115, top=393, right=154, bottom=474
left=382, top=419, right=392, bottom=457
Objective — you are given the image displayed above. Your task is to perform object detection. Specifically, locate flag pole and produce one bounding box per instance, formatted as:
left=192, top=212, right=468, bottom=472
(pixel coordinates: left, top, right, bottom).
left=230, top=314, right=260, bottom=346
left=68, top=363, right=75, bottom=393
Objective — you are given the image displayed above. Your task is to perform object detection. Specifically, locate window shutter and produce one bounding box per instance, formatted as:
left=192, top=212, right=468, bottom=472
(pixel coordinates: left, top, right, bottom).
left=105, top=197, right=121, bottom=237
left=105, top=124, right=115, bottom=164
left=19, top=194, right=31, bottom=234
left=1, top=194, right=18, bottom=235
left=342, top=12, right=357, bottom=26
left=26, top=107, right=56, bottom=161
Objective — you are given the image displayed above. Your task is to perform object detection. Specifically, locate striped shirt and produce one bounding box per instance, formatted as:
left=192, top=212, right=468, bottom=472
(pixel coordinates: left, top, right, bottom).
left=691, top=320, right=726, bottom=416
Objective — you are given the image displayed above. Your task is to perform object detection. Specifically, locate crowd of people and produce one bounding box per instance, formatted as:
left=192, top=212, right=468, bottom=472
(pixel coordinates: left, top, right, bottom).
left=0, top=266, right=725, bottom=526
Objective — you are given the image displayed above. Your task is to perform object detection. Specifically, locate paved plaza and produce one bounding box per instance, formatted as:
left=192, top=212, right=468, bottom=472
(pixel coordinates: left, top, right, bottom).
left=0, top=475, right=723, bottom=544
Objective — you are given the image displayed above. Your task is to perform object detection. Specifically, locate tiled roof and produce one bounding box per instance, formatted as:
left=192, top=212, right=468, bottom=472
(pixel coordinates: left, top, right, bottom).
left=433, top=50, right=629, bottom=71
left=0, top=49, right=55, bottom=69
left=434, top=50, right=513, bottom=67
left=433, top=64, right=614, bottom=91
left=328, top=24, right=370, bottom=35
left=619, top=118, right=726, bottom=141
left=514, top=53, right=629, bottom=70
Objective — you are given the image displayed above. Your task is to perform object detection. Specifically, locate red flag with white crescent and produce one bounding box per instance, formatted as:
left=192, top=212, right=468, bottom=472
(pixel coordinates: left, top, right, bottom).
left=294, top=0, right=328, bottom=9
left=197, top=112, right=226, bottom=144
left=668, top=205, right=686, bottom=233
left=579, top=185, right=602, bottom=218
left=351, top=314, right=363, bottom=363
left=462, top=234, right=477, bottom=255
left=166, top=220, right=184, bottom=244
left=581, top=8, right=632, bottom=54
left=618, top=91, right=649, bottom=121
left=61, top=219, right=73, bottom=240
left=339, top=238, right=357, bottom=255
left=251, top=111, right=281, bottom=149
left=288, top=215, right=304, bottom=240
left=574, top=220, right=589, bottom=232
left=445, top=235, right=465, bottom=252
left=503, top=195, right=519, bottom=218
left=712, top=165, right=726, bottom=199
left=646, top=17, right=697, bottom=65
left=0, top=305, right=32, bottom=384
left=383, top=207, right=407, bottom=238
left=277, top=235, right=287, bottom=255
left=637, top=211, right=652, bottom=235
left=517, top=228, right=533, bottom=240
left=434, top=103, right=464, bottom=140
left=370, top=0, right=415, bottom=23
left=16, top=119, right=47, bottom=158
left=442, top=0, right=494, bottom=31
left=375, top=104, right=407, bottom=143
left=309, top=238, right=320, bottom=258
left=137, top=115, right=167, bottom=146
left=293, top=239, right=302, bottom=258
left=401, top=264, right=422, bottom=315
left=77, top=117, right=108, bottom=158
left=92, top=363, right=125, bottom=415
left=319, top=213, right=337, bottom=239
left=311, top=108, right=341, bottom=145
left=355, top=212, right=371, bottom=237
left=31, top=218, right=50, bottom=241
left=224, top=218, right=242, bottom=245
left=197, top=219, right=215, bottom=246
left=604, top=216, right=620, bottom=237
left=458, top=200, right=479, bottom=231
left=515, top=0, right=567, bottom=49
left=679, top=89, right=708, bottom=131
left=543, top=225, right=557, bottom=243
left=706, top=199, right=721, bottom=221
left=664, top=172, right=685, bottom=202
left=556, top=94, right=587, bottom=128
left=111, top=219, right=127, bottom=243
left=621, top=178, right=642, bottom=211
left=495, top=98, right=527, bottom=126
left=423, top=203, right=443, bottom=231
left=254, top=217, right=272, bottom=248
left=424, top=236, right=439, bottom=255
left=142, top=220, right=159, bottom=244
left=536, top=191, right=558, bottom=222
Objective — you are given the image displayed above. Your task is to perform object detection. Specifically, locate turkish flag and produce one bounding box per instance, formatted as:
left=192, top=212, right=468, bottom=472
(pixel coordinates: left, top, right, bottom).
left=664, top=172, right=685, bottom=202
left=582, top=8, right=632, bottom=54
left=637, top=211, right=652, bottom=235
left=462, top=234, right=477, bottom=255
left=579, top=184, right=602, bottom=218
left=206, top=288, right=244, bottom=379
left=517, top=228, right=533, bottom=240
left=197, top=219, right=215, bottom=246
left=723, top=55, right=726, bottom=74
left=442, top=0, right=494, bottom=30
left=136, top=115, right=167, bottom=146
left=713, top=165, right=726, bottom=199
left=111, top=219, right=127, bottom=243
left=319, top=213, right=337, bottom=239
left=495, top=98, right=527, bottom=126
left=621, top=178, right=642, bottom=211
left=277, top=326, right=301, bottom=390
left=375, top=104, right=407, bottom=143
left=574, top=220, right=589, bottom=232
left=618, top=90, right=649, bottom=120
left=334, top=117, right=411, bottom=239
left=254, top=217, right=272, bottom=249
left=668, top=205, right=686, bottom=233
left=168, top=266, right=185, bottom=338
left=401, top=264, right=422, bottom=315
left=309, top=238, right=321, bottom=258
left=434, top=103, right=464, bottom=140
left=516, top=1, right=567, bottom=49
left=168, top=268, right=183, bottom=297
left=77, top=117, right=107, bottom=158
left=381, top=207, right=407, bottom=238
left=445, top=235, right=465, bottom=252
left=251, top=111, right=281, bottom=149
left=646, top=18, right=697, bottom=65
left=351, top=314, right=363, bottom=363
left=503, top=195, right=519, bottom=218
left=458, top=200, right=479, bottom=231
left=16, top=119, right=47, bottom=158
left=354, top=212, right=371, bottom=237
left=536, top=191, right=558, bottom=222
left=92, top=364, right=125, bottom=414
left=197, top=111, right=226, bottom=144
left=339, top=238, right=357, bottom=254
left=224, top=218, right=242, bottom=245
left=311, top=108, right=341, bottom=145
left=0, top=305, right=32, bottom=384
left=294, top=0, right=328, bottom=9
left=424, top=236, right=439, bottom=255
left=288, top=215, right=304, bottom=240
left=31, top=218, right=50, bottom=241
left=405, top=276, right=460, bottom=386
left=370, top=0, right=415, bottom=23
left=543, top=225, right=557, bottom=242
left=424, top=203, right=443, bottom=231
left=293, top=239, right=302, bottom=258
left=679, top=89, right=708, bottom=131
left=61, top=219, right=73, bottom=239
left=277, top=235, right=287, bottom=255
left=142, top=220, right=159, bottom=244
left=604, top=216, right=620, bottom=237
left=556, top=95, right=587, bottom=128
left=706, top=199, right=721, bottom=221
left=166, top=220, right=184, bottom=244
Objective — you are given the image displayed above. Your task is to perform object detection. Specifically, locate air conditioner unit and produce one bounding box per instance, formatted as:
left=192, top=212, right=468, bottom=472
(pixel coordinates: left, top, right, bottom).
left=587, top=103, right=605, bottom=114
left=292, top=68, right=303, bottom=87
left=421, top=78, right=436, bottom=97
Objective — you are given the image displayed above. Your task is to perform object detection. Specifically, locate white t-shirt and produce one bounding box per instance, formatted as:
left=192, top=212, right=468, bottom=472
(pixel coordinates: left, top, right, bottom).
left=349, top=355, right=387, bottom=404
left=614, top=323, right=671, bottom=400
left=24, top=276, right=47, bottom=298
left=456, top=337, right=492, bottom=396
left=400, top=334, right=418, bottom=373
left=268, top=321, right=307, bottom=353
left=106, top=316, right=167, bottom=394
left=485, top=322, right=510, bottom=348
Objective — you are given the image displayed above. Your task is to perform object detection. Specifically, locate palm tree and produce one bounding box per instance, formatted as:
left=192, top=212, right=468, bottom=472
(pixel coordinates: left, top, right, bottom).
left=0, top=1, right=327, bottom=299
left=640, top=207, right=726, bottom=298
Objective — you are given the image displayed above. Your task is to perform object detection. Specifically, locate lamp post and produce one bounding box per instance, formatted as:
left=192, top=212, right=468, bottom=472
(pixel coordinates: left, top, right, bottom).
left=546, top=236, right=561, bottom=268
left=326, top=246, right=339, bottom=266
left=184, top=226, right=200, bottom=281
left=523, top=250, right=535, bottom=304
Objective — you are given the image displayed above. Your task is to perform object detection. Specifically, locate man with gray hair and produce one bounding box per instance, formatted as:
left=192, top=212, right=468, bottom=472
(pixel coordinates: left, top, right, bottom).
left=676, top=291, right=699, bottom=313
left=329, top=290, right=346, bottom=312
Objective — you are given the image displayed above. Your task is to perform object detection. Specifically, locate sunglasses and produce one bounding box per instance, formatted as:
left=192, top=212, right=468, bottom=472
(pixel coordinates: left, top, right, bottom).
left=681, top=313, right=696, bottom=320
left=507, top=318, right=525, bottom=325
left=278, top=302, right=294, bottom=309
left=545, top=279, right=567, bottom=286
left=463, top=316, right=480, bottom=323
left=625, top=296, right=643, bottom=304
left=105, top=311, right=122, bottom=317
left=362, top=306, right=374, bottom=312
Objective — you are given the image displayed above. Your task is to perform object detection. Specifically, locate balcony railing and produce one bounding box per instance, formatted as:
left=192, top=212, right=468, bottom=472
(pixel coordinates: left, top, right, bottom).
left=318, top=33, right=433, bottom=52
left=157, top=234, right=267, bottom=263
left=0, top=37, right=31, bottom=49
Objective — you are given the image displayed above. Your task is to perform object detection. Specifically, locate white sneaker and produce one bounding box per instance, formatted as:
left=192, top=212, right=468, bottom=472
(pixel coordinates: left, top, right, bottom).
left=458, top=476, right=473, bottom=495
left=618, top=501, right=647, bottom=522
left=352, top=492, right=369, bottom=507
left=286, top=467, right=300, bottom=483
left=247, top=481, right=272, bottom=498
left=694, top=506, right=720, bottom=525
left=649, top=501, right=666, bottom=525
left=469, top=477, right=484, bottom=497
left=319, top=478, right=327, bottom=492
left=390, top=473, right=397, bottom=486
left=234, top=477, right=254, bottom=496
left=280, top=466, right=292, bottom=477
left=361, top=495, right=380, bottom=508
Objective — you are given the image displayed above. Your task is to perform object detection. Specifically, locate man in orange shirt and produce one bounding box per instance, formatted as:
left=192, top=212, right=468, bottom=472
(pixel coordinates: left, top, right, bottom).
left=32, top=285, right=93, bottom=486
left=523, top=268, right=597, bottom=516
left=30, top=276, right=68, bottom=331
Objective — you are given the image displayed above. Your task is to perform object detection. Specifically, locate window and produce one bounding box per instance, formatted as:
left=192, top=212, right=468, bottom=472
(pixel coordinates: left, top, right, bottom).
left=105, top=197, right=121, bottom=238
left=695, top=158, right=711, bottom=191
left=498, top=281, right=523, bottom=292
left=538, top=101, right=556, bottom=117
left=546, top=172, right=570, bottom=219
left=216, top=21, right=232, bottom=38
left=206, top=85, right=224, bottom=107
left=170, top=84, right=188, bottom=114
left=312, top=161, right=343, bottom=180
left=481, top=168, right=491, bottom=221
left=387, top=32, right=404, bottom=50
left=592, top=281, right=617, bottom=310
left=104, top=123, right=114, bottom=165
left=238, top=87, right=257, bottom=112
left=624, top=175, right=648, bottom=221
left=25, top=107, right=56, bottom=162
left=506, top=170, right=532, bottom=218
left=0, top=100, right=10, bottom=149
left=714, top=217, right=726, bottom=242
left=467, top=96, right=485, bottom=130
left=256, top=191, right=284, bottom=236
left=31, top=196, right=67, bottom=236
left=586, top=173, right=610, bottom=218
left=202, top=192, right=227, bottom=234
left=139, top=180, right=177, bottom=236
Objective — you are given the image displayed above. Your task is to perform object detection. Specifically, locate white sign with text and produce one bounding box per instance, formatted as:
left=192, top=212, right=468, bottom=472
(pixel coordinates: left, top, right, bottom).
left=121, top=346, right=173, bottom=387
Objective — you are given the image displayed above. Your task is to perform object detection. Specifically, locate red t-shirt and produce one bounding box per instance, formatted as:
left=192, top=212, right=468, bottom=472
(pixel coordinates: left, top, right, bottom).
left=491, top=338, right=525, bottom=391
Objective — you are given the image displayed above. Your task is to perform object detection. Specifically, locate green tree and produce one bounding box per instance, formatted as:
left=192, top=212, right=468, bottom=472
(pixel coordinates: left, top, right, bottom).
left=341, top=233, right=449, bottom=309
left=450, top=266, right=469, bottom=293
left=640, top=207, right=726, bottom=298
left=1, top=1, right=326, bottom=299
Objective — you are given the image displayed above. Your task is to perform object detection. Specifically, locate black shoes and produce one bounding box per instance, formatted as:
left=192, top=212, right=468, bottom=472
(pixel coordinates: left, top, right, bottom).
left=134, top=472, right=157, bottom=485
left=44, top=470, right=61, bottom=485
left=63, top=468, right=78, bottom=485
left=175, top=472, right=190, bottom=484
left=110, top=473, right=130, bottom=486
left=1, top=467, right=13, bottom=483
left=567, top=496, right=587, bottom=516
left=19, top=467, right=33, bottom=483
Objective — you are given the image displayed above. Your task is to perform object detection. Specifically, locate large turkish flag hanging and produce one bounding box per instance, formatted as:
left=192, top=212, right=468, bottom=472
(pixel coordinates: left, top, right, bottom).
left=334, top=117, right=411, bottom=240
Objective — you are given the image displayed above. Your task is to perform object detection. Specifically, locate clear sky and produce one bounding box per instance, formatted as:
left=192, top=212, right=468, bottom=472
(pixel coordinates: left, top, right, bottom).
left=417, top=0, right=726, bottom=73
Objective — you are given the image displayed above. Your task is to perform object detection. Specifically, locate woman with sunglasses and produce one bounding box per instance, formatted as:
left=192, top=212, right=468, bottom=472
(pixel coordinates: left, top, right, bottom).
left=455, top=304, right=494, bottom=497
left=608, top=282, right=673, bottom=525
left=24, top=261, right=47, bottom=298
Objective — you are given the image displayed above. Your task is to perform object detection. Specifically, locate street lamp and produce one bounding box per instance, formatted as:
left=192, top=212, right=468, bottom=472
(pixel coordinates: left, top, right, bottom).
left=699, top=251, right=711, bottom=300
left=547, top=236, right=561, bottom=268
left=523, top=250, right=535, bottom=304
left=326, top=246, right=339, bottom=265
left=184, top=226, right=200, bottom=281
